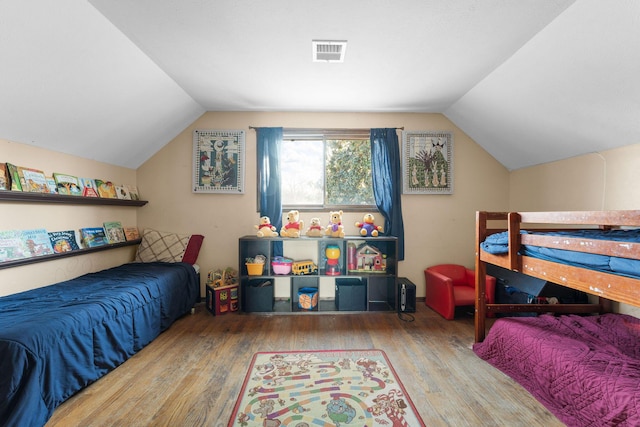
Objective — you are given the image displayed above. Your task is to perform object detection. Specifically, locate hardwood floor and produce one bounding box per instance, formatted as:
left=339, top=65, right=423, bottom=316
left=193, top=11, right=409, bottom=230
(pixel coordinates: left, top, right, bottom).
left=46, top=304, right=563, bottom=427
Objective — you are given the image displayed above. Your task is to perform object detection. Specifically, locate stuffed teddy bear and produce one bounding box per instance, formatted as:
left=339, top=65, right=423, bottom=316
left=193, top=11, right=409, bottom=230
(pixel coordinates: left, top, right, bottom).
left=356, top=213, right=383, bottom=237
left=255, top=216, right=279, bottom=238
left=306, top=217, right=324, bottom=237
left=280, top=210, right=304, bottom=238
left=325, top=210, right=345, bottom=238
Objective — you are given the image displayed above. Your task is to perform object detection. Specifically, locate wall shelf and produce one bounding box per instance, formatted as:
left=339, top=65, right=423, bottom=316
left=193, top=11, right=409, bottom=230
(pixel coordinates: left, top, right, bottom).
left=0, top=190, right=146, bottom=270
left=0, top=191, right=148, bottom=206
left=0, top=239, right=142, bottom=270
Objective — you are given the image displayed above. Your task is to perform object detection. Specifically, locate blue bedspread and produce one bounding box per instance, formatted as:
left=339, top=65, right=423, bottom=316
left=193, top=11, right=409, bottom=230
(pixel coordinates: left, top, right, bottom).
left=0, top=262, right=199, bottom=427
left=481, top=229, right=640, bottom=278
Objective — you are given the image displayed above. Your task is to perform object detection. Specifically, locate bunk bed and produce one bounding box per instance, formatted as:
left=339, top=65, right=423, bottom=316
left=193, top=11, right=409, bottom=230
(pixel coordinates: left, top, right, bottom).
left=473, top=210, right=640, bottom=426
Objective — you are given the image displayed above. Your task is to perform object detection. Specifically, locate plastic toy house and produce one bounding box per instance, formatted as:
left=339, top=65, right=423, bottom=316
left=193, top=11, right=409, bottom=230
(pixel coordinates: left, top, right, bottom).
left=355, top=244, right=386, bottom=272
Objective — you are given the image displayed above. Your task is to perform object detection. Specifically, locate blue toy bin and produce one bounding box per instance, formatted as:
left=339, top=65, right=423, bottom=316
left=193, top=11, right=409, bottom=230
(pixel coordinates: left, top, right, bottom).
left=297, top=287, right=318, bottom=310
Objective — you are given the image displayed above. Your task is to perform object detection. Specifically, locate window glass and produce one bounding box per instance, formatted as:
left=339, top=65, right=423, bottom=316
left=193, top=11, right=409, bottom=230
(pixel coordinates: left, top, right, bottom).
left=281, top=134, right=375, bottom=209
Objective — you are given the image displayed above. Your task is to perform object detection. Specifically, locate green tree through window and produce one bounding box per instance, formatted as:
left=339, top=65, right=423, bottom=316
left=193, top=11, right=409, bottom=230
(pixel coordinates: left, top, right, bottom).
left=325, top=139, right=374, bottom=206
left=281, top=133, right=375, bottom=209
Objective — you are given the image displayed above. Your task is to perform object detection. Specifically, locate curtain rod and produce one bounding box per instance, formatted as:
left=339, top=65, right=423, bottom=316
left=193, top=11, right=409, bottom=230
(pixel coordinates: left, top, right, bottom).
left=248, top=126, right=404, bottom=131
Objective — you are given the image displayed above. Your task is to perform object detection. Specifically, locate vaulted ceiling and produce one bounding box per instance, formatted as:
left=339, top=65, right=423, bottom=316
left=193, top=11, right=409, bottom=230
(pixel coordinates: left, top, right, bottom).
left=1, top=0, right=638, bottom=170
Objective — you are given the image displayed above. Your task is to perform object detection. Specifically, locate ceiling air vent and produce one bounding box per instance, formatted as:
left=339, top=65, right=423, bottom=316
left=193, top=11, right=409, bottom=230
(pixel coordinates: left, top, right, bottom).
left=312, top=40, right=347, bottom=63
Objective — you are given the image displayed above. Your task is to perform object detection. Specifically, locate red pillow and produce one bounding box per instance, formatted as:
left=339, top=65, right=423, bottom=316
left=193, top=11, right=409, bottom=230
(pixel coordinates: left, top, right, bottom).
left=182, top=234, right=204, bottom=264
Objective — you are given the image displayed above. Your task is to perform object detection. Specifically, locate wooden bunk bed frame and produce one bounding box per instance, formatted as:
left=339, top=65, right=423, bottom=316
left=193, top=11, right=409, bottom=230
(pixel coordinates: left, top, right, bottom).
left=474, top=210, right=640, bottom=342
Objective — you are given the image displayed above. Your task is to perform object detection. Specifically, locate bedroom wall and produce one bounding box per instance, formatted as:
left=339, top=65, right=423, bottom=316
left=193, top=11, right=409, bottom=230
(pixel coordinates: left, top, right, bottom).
left=136, top=112, right=510, bottom=297
left=509, top=143, right=640, bottom=317
left=0, top=138, right=138, bottom=296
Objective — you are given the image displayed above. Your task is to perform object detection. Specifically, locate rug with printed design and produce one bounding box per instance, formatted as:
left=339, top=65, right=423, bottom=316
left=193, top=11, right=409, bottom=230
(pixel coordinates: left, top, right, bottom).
left=229, top=349, right=425, bottom=427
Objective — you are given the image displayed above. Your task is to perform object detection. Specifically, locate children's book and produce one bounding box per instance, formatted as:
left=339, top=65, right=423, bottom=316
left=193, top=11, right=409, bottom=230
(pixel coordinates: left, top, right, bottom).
left=123, top=226, right=140, bottom=241
left=18, top=167, right=50, bottom=193
left=53, top=173, right=82, bottom=196
left=20, top=228, right=54, bottom=256
left=80, top=227, right=108, bottom=248
left=115, top=185, right=131, bottom=200
left=127, top=185, right=140, bottom=200
left=46, top=176, right=58, bottom=194
left=48, top=230, right=80, bottom=253
left=95, top=179, right=117, bottom=198
left=103, top=221, right=126, bottom=244
left=0, top=164, right=8, bottom=190
left=0, top=230, right=29, bottom=262
left=6, top=163, right=22, bottom=191
left=79, top=177, right=99, bottom=197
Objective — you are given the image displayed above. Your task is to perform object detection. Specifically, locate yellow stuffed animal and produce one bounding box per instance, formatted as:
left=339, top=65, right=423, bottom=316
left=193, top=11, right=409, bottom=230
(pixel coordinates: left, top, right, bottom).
left=306, top=217, right=324, bottom=237
left=355, top=213, right=383, bottom=237
left=255, top=216, right=279, bottom=238
left=280, top=210, right=304, bottom=238
left=325, top=210, right=345, bottom=238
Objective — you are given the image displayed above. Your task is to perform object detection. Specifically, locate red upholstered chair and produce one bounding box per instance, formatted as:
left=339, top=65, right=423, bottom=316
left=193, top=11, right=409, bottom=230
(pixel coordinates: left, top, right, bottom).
left=424, top=264, right=496, bottom=320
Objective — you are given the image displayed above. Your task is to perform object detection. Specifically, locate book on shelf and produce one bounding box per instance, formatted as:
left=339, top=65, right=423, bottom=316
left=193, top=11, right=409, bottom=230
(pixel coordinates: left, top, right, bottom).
left=127, top=185, right=140, bottom=200
left=95, top=179, right=117, bottom=198
left=115, top=185, right=131, bottom=200
left=79, top=227, right=108, bottom=248
left=0, top=163, right=8, bottom=190
left=53, top=173, right=82, bottom=196
left=46, top=176, right=58, bottom=194
left=123, top=226, right=140, bottom=241
left=18, top=167, right=50, bottom=193
left=48, top=230, right=80, bottom=253
left=0, top=229, right=29, bottom=262
left=103, top=221, right=126, bottom=244
left=78, top=177, right=100, bottom=197
left=6, top=163, right=22, bottom=191
left=20, top=228, right=54, bottom=257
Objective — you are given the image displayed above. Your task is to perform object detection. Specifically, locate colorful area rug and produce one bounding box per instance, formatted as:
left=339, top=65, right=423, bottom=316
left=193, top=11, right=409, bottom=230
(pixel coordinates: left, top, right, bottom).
left=229, top=349, right=425, bottom=427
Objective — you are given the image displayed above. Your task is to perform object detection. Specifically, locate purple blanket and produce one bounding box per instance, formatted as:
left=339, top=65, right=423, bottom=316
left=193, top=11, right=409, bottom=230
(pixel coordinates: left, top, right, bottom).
left=473, top=314, right=640, bottom=427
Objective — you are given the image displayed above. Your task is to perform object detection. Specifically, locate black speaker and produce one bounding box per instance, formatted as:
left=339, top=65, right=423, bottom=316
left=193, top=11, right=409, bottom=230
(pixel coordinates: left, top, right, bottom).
left=397, top=278, right=416, bottom=313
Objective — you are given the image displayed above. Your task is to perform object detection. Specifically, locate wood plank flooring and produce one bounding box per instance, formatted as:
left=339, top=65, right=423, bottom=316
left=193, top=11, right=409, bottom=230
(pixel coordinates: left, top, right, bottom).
left=45, top=304, right=564, bottom=427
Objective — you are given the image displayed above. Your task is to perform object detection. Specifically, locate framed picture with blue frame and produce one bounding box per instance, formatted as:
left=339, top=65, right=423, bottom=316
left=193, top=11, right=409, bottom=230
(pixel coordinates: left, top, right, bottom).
left=193, top=129, right=245, bottom=193
left=401, top=130, right=453, bottom=194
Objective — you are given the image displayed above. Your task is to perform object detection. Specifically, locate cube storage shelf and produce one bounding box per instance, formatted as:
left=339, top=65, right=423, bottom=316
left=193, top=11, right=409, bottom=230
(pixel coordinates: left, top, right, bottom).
left=239, top=235, right=398, bottom=313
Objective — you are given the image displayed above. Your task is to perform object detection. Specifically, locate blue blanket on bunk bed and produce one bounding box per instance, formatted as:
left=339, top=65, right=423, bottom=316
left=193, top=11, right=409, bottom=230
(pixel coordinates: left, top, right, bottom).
left=481, top=229, right=640, bottom=277
left=0, top=262, right=199, bottom=427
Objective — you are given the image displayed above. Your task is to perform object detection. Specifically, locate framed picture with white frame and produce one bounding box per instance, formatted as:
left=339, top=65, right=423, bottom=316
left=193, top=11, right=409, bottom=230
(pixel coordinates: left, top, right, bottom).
left=401, top=130, right=453, bottom=194
left=193, top=129, right=245, bottom=193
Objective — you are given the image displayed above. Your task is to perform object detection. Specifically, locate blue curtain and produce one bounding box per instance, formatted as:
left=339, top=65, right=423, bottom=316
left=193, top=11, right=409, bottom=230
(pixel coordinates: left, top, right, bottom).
left=370, top=128, right=405, bottom=260
left=256, top=127, right=283, bottom=255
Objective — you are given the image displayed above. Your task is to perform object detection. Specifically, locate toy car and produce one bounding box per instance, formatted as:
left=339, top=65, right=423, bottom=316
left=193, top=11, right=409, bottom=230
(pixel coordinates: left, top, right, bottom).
left=292, top=260, right=317, bottom=275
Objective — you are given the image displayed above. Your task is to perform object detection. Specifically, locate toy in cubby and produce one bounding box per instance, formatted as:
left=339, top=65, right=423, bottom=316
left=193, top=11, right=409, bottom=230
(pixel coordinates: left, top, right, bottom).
left=325, top=244, right=341, bottom=276
left=272, top=256, right=293, bottom=274
left=352, top=243, right=387, bottom=272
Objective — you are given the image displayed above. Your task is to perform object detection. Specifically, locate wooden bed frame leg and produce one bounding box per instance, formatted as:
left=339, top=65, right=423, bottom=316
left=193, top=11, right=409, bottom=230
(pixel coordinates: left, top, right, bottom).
left=475, top=211, right=487, bottom=343
left=475, top=267, right=487, bottom=342
left=599, top=297, right=613, bottom=313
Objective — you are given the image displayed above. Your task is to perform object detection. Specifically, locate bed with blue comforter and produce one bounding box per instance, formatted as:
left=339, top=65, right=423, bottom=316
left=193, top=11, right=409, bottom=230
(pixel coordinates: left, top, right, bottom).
left=481, top=228, right=640, bottom=278
left=0, top=262, right=199, bottom=427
